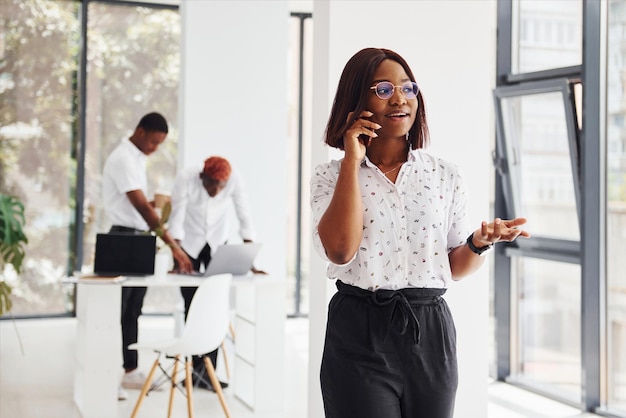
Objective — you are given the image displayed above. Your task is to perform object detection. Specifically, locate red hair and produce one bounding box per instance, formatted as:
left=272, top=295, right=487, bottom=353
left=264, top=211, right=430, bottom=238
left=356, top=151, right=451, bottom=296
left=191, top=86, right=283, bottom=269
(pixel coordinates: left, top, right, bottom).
left=202, top=156, right=231, bottom=181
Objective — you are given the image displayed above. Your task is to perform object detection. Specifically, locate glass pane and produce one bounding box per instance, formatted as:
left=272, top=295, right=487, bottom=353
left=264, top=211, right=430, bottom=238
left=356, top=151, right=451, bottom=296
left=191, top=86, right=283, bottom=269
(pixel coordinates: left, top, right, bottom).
left=286, top=15, right=313, bottom=316
left=0, top=0, right=79, bottom=316
left=500, top=92, right=579, bottom=240
left=607, top=0, right=626, bottom=413
left=515, top=257, right=581, bottom=400
left=514, top=0, right=582, bottom=73
left=84, top=3, right=181, bottom=313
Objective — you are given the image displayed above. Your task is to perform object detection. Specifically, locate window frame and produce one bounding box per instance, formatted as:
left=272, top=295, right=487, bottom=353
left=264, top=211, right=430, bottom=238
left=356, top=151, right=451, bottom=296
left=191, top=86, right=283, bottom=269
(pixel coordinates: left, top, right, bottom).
left=493, top=77, right=581, bottom=238
left=495, top=0, right=609, bottom=414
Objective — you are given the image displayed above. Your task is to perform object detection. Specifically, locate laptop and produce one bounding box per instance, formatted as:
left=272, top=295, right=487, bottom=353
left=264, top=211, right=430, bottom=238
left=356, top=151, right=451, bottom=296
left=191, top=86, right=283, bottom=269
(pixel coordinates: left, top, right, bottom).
left=197, top=242, right=262, bottom=277
left=93, top=233, right=156, bottom=276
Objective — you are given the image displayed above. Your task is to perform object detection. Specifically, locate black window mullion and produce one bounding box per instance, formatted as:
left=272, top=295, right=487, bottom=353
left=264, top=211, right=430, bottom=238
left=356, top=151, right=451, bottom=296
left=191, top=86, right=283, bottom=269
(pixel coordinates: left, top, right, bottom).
left=580, top=0, right=606, bottom=413
left=506, top=65, right=582, bottom=84
left=74, top=0, right=88, bottom=275
left=494, top=0, right=514, bottom=381
left=564, top=81, right=583, bottom=229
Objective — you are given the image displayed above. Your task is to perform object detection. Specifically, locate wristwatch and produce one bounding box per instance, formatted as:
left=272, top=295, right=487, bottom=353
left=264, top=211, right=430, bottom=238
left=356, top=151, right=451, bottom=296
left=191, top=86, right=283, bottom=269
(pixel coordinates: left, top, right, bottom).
left=466, top=232, right=493, bottom=256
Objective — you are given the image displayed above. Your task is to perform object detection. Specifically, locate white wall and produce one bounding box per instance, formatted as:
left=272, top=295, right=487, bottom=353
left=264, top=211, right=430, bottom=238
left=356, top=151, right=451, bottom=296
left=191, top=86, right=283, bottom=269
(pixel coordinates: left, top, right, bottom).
left=178, top=0, right=289, bottom=279
left=309, top=1, right=497, bottom=417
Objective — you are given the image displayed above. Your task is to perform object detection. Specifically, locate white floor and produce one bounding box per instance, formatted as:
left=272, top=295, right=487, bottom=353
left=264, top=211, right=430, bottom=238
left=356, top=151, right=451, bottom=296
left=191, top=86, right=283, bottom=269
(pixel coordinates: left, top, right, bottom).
left=0, top=316, right=601, bottom=418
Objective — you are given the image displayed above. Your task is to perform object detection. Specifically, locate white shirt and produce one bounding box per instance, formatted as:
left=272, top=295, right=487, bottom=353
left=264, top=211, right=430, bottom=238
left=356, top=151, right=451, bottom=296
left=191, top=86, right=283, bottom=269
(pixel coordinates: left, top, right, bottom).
left=168, top=166, right=256, bottom=258
left=310, top=149, right=471, bottom=291
left=102, top=138, right=149, bottom=231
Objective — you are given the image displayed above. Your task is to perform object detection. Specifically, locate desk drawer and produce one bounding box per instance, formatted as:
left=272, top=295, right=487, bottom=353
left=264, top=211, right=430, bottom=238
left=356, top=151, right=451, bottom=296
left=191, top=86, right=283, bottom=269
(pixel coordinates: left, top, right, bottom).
left=234, top=356, right=255, bottom=408
left=235, top=283, right=256, bottom=323
left=234, top=316, right=256, bottom=364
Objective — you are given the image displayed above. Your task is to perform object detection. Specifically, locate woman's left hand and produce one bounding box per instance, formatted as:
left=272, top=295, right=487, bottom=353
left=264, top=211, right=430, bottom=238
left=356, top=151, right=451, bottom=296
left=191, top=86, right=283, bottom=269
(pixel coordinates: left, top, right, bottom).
left=472, top=217, right=531, bottom=247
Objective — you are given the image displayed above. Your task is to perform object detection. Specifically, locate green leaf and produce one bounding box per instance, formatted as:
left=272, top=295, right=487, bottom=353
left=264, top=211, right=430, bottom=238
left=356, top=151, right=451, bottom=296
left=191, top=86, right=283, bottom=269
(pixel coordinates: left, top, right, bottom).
left=0, top=281, right=12, bottom=316
left=0, top=193, right=28, bottom=273
left=160, top=201, right=171, bottom=225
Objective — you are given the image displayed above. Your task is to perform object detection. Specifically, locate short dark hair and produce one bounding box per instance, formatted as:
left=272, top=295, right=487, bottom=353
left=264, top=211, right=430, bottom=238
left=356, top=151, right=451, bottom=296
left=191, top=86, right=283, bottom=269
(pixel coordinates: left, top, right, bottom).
left=324, top=48, right=429, bottom=150
left=136, top=112, right=169, bottom=134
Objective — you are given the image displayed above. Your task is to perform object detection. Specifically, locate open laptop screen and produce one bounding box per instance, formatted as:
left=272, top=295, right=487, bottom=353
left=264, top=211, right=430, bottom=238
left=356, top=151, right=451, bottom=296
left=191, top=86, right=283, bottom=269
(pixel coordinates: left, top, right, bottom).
left=202, top=243, right=262, bottom=276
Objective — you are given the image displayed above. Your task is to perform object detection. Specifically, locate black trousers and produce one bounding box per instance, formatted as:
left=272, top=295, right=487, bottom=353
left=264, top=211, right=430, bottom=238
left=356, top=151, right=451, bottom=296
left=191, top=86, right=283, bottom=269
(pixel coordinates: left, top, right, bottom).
left=121, top=286, right=147, bottom=370
left=110, top=225, right=148, bottom=371
left=179, top=243, right=218, bottom=372
left=321, top=281, right=458, bottom=418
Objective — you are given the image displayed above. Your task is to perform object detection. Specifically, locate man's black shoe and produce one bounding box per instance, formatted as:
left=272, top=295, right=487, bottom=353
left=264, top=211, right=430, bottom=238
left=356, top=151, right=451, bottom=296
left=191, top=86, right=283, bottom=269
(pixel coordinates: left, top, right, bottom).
left=192, top=374, right=229, bottom=391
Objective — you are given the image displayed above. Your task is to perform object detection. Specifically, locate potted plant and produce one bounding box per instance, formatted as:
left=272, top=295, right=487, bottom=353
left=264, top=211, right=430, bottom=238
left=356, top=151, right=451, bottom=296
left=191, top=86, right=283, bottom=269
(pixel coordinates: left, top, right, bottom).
left=0, top=193, right=28, bottom=315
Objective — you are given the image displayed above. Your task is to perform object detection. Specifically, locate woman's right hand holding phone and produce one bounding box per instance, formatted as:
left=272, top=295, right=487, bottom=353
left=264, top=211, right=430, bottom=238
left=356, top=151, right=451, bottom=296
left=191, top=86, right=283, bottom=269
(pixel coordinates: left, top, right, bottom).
left=344, top=110, right=380, bottom=161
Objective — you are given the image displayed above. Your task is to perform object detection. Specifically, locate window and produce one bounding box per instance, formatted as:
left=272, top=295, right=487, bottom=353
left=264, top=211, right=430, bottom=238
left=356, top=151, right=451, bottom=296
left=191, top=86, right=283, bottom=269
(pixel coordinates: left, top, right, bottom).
left=497, top=0, right=626, bottom=416
left=286, top=12, right=312, bottom=316
left=0, top=0, right=180, bottom=317
left=494, top=75, right=582, bottom=405
left=0, top=0, right=79, bottom=316
left=514, top=257, right=581, bottom=399
left=494, top=80, right=580, bottom=242
left=82, top=1, right=181, bottom=314
left=514, top=0, right=582, bottom=73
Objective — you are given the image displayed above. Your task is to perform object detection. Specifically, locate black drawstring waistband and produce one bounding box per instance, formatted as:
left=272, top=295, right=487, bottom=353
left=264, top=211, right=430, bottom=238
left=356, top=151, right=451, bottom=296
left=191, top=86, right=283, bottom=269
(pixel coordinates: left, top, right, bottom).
left=336, top=280, right=446, bottom=345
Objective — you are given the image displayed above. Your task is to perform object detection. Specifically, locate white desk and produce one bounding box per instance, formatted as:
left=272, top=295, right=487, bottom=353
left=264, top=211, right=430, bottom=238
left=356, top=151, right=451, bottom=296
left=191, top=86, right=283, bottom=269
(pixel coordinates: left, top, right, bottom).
left=72, top=273, right=285, bottom=418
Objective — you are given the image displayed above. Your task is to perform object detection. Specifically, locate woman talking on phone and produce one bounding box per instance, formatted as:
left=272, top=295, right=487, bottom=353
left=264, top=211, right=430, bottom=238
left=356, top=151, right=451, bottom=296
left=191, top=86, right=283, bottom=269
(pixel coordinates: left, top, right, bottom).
left=310, top=47, right=530, bottom=418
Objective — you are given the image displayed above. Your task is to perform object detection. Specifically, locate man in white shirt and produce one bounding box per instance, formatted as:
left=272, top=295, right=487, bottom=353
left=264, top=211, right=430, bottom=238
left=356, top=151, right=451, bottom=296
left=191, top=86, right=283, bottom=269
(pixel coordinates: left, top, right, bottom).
left=102, top=112, right=193, bottom=399
left=168, top=156, right=261, bottom=390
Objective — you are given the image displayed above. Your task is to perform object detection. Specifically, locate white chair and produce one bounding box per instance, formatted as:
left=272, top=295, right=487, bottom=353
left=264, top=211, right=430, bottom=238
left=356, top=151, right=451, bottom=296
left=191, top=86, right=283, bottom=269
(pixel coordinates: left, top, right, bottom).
left=128, top=273, right=233, bottom=418
left=173, top=296, right=234, bottom=380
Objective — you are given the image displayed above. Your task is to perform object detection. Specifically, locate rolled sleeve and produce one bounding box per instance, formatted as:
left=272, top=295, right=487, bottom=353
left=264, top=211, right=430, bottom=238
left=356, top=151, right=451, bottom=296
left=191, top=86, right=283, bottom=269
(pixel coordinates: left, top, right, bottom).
left=310, top=161, right=339, bottom=263
left=446, top=167, right=472, bottom=252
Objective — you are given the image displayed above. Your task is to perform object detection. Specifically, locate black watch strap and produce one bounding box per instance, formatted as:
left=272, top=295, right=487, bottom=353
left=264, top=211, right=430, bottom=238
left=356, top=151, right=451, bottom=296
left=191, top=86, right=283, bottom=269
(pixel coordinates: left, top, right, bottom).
left=466, top=232, right=493, bottom=256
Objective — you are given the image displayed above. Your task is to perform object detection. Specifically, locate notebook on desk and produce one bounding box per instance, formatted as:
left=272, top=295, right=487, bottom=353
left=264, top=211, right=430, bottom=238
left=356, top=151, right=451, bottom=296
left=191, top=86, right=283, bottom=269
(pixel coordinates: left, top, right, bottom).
left=93, top=233, right=156, bottom=276
left=194, top=243, right=262, bottom=277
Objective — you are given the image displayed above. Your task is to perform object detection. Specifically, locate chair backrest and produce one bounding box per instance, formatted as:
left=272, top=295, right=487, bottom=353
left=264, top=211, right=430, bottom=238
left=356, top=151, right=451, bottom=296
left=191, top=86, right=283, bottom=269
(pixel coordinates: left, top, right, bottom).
left=178, top=273, right=232, bottom=356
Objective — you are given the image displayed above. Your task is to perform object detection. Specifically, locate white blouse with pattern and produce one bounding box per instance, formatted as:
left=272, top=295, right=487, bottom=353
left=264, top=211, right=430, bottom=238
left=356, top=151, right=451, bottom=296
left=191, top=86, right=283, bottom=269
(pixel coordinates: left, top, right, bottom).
left=311, top=149, right=471, bottom=290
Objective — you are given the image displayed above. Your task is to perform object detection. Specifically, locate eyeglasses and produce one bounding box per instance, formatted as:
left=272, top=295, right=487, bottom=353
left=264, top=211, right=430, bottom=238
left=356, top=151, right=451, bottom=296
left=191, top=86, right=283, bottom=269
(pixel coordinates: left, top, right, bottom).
left=370, top=81, right=419, bottom=100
